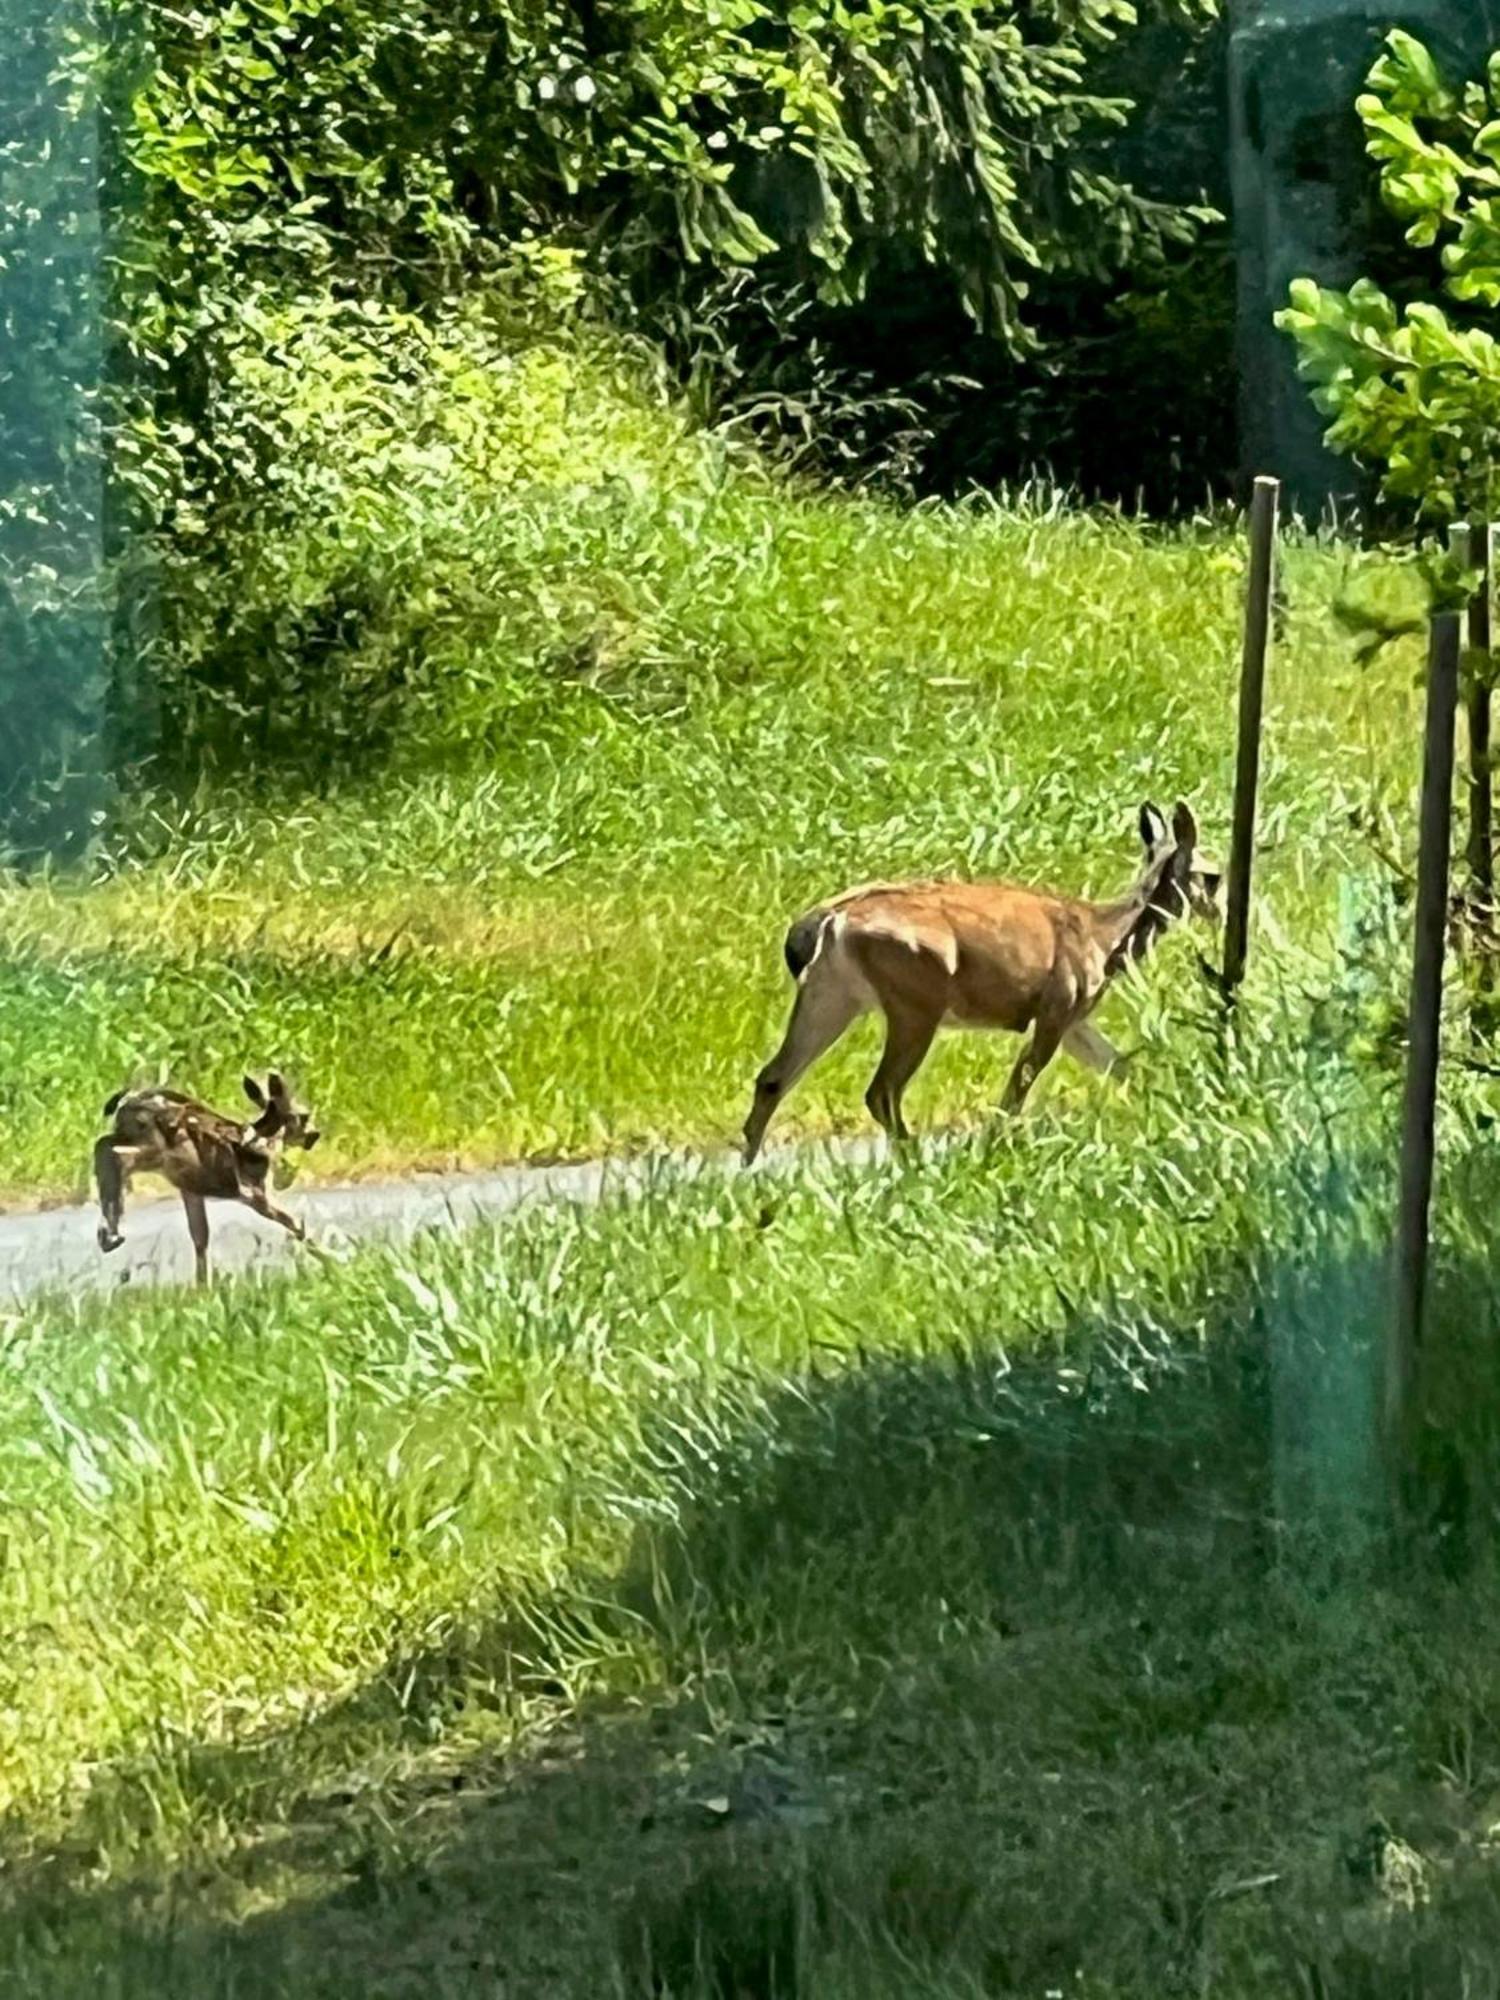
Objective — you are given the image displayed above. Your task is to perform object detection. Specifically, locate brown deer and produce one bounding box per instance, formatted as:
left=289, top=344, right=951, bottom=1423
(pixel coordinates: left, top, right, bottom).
left=743, top=801, right=1220, bottom=1165
left=94, top=1073, right=320, bottom=1285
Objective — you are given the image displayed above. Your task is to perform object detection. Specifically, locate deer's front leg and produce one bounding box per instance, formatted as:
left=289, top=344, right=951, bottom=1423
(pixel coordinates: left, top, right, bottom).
left=1001, top=998, right=1070, bottom=1114
left=1061, top=1018, right=1127, bottom=1079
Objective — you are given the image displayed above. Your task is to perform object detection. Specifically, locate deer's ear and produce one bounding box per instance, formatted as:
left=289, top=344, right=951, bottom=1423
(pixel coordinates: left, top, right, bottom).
left=267, top=1071, right=288, bottom=1103
left=1139, top=802, right=1168, bottom=851
left=243, top=1076, right=267, bottom=1109
left=1171, top=800, right=1198, bottom=850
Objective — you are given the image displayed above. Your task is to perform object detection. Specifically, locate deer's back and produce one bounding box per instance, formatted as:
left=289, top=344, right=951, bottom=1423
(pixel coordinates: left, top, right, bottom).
left=824, top=879, right=1092, bottom=1029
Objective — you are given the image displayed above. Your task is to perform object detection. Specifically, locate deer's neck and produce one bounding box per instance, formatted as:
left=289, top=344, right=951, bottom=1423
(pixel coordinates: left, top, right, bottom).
left=1090, top=876, right=1175, bottom=977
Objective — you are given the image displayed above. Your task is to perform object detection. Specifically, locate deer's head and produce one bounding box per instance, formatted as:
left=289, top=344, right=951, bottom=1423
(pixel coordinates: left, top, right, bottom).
left=1138, top=801, right=1222, bottom=927
left=243, top=1073, right=321, bottom=1151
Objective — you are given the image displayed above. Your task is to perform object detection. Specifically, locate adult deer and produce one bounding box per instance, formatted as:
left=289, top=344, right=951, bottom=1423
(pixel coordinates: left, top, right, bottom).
left=742, top=802, right=1220, bottom=1164
left=94, top=1073, right=320, bottom=1284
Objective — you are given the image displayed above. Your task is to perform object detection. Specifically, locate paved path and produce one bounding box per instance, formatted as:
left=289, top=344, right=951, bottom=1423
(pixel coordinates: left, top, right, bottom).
left=0, top=1136, right=889, bottom=1305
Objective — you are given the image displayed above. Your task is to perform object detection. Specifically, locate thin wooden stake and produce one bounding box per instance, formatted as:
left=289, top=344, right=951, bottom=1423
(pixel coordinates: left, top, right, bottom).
left=1222, top=476, right=1280, bottom=995
left=1463, top=522, right=1494, bottom=972
left=1387, top=610, right=1462, bottom=1462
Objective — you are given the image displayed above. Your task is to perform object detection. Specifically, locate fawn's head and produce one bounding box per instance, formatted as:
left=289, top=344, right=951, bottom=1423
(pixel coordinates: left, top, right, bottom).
left=1138, top=801, right=1221, bottom=926
left=243, top=1073, right=320, bottom=1150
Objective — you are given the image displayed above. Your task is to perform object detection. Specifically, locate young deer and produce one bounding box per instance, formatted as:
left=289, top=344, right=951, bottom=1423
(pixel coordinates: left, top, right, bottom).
left=743, top=801, right=1220, bottom=1165
left=94, top=1073, right=320, bottom=1285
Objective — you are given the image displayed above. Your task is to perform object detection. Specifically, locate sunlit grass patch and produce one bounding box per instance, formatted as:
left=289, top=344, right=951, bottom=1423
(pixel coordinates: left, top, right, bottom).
left=0, top=501, right=1422, bottom=1204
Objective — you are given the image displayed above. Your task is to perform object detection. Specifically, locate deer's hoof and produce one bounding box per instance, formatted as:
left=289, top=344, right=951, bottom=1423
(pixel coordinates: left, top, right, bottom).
left=97, top=1226, right=124, bottom=1255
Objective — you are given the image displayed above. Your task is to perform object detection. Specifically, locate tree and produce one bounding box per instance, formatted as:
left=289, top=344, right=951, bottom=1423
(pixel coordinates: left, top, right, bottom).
left=0, top=0, right=110, bottom=858
left=1278, top=29, right=1500, bottom=527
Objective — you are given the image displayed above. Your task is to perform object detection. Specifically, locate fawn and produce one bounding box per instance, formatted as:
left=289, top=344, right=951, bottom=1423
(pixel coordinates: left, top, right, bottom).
left=94, top=1073, right=320, bottom=1284
left=743, top=801, right=1221, bottom=1164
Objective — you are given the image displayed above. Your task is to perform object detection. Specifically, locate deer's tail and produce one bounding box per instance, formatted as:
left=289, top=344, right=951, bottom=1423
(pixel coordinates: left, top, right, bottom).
left=783, top=908, right=832, bottom=982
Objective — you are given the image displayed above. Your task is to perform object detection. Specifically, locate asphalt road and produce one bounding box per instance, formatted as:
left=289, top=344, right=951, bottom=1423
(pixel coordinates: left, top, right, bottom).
left=0, top=1135, right=888, bottom=1306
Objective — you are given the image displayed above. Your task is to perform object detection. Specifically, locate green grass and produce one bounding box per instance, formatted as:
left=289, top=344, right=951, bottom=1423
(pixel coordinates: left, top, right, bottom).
left=4, top=337, right=1489, bottom=1995
left=5, top=1029, right=1500, bottom=1995
left=0, top=487, right=1425, bottom=1205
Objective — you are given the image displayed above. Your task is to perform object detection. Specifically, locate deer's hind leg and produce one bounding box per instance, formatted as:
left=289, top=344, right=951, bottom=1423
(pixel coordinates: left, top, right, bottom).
left=94, top=1139, right=139, bottom=1255
left=743, top=958, right=870, bottom=1165
left=865, top=1001, right=942, bottom=1147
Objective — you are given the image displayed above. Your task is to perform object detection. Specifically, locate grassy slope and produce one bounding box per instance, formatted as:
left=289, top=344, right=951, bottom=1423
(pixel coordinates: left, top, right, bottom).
left=9, top=342, right=1495, bottom=1995
left=0, top=482, right=1419, bottom=1205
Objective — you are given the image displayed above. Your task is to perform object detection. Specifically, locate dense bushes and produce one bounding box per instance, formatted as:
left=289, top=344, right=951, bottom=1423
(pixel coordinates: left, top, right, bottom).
left=114, top=263, right=719, bottom=769
left=1, top=0, right=1228, bottom=848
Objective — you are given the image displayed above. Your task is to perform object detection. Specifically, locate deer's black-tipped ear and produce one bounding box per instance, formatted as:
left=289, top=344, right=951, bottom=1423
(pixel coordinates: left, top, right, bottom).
left=103, top=1089, right=124, bottom=1118
left=243, top=1076, right=267, bottom=1109
left=1139, top=802, right=1168, bottom=851
left=267, top=1071, right=288, bottom=1102
left=1171, top=800, right=1198, bottom=850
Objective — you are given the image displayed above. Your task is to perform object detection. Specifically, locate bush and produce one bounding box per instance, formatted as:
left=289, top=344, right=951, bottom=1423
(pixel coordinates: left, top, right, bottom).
left=1278, top=29, right=1500, bottom=527
left=121, top=263, right=720, bottom=770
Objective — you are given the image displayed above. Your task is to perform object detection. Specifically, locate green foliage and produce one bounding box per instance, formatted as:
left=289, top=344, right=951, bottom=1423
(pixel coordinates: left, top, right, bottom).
left=1278, top=29, right=1500, bottom=525
left=0, top=0, right=110, bottom=858
left=117, top=268, right=709, bottom=764
left=0, top=0, right=1195, bottom=781
left=96, top=0, right=1223, bottom=362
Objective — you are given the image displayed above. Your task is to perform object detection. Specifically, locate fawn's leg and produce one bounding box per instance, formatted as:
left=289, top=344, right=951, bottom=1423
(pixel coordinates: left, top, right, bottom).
left=743, top=965, right=867, bottom=1165
left=94, top=1139, right=138, bottom=1254
left=865, top=1003, right=941, bottom=1146
left=181, top=1191, right=211, bottom=1286
left=245, top=1183, right=306, bottom=1241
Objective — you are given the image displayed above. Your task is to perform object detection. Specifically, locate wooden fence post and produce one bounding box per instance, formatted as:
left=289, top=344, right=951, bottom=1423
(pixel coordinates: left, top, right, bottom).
left=1387, top=610, right=1462, bottom=1465
left=1462, top=522, right=1494, bottom=974
left=1222, top=476, right=1280, bottom=996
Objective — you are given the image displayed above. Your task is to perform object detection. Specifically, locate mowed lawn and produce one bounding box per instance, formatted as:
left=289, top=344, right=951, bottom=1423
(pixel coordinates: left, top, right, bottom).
left=0, top=497, right=1421, bottom=1205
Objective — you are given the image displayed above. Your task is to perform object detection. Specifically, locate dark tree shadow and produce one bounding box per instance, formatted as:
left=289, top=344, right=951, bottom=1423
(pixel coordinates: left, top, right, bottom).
left=7, top=1206, right=1500, bottom=1998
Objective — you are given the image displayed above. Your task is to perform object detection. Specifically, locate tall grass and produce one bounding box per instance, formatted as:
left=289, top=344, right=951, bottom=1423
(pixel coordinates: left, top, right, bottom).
left=0, top=485, right=1424, bottom=1202
left=4, top=1020, right=1500, bottom=1994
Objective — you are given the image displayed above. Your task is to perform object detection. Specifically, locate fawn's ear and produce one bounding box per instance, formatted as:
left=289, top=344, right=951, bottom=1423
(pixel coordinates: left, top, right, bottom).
left=267, top=1071, right=288, bottom=1104
left=243, top=1076, right=267, bottom=1109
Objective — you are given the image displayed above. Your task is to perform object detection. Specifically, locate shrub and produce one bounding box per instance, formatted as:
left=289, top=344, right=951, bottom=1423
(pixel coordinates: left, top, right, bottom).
left=1278, top=29, right=1500, bottom=527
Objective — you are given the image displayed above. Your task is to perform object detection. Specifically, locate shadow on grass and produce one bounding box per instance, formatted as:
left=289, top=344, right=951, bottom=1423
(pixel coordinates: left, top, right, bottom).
left=7, top=1200, right=1500, bottom=1998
